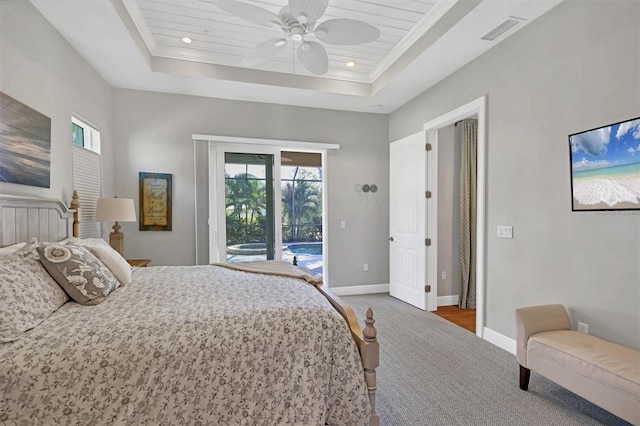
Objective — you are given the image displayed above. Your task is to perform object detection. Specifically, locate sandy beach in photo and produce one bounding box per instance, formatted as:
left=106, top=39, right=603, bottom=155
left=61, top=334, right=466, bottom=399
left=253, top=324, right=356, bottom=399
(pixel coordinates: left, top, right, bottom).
left=572, top=174, right=640, bottom=210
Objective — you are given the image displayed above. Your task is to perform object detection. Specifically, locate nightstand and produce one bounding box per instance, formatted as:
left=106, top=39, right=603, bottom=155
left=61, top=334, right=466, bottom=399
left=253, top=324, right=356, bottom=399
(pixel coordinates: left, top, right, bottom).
left=127, top=259, right=151, bottom=267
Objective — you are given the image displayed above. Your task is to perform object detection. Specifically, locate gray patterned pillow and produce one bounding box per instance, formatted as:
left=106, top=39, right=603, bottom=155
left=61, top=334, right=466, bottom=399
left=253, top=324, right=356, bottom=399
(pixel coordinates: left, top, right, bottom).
left=0, top=251, right=69, bottom=342
left=37, top=243, right=120, bottom=305
left=58, top=237, right=132, bottom=285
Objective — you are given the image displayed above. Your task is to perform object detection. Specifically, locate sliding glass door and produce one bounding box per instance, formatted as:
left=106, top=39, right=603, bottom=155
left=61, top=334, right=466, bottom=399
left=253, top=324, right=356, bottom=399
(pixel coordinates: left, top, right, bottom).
left=224, top=152, right=275, bottom=262
left=209, top=144, right=281, bottom=263
left=208, top=143, right=325, bottom=278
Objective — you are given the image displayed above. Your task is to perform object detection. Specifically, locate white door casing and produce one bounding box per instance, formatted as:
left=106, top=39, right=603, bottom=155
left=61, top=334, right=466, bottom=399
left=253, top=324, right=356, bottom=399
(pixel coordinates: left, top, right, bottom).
left=389, top=131, right=430, bottom=310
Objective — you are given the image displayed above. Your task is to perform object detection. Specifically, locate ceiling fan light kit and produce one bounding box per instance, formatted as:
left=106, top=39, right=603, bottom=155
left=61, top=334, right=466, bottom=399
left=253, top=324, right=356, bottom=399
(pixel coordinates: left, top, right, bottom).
left=212, top=0, right=380, bottom=76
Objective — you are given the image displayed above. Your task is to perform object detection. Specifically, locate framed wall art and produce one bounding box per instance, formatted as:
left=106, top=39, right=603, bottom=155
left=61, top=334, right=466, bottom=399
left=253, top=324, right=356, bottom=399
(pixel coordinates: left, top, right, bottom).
left=139, top=172, right=172, bottom=231
left=0, top=91, right=51, bottom=188
left=569, top=116, right=640, bottom=211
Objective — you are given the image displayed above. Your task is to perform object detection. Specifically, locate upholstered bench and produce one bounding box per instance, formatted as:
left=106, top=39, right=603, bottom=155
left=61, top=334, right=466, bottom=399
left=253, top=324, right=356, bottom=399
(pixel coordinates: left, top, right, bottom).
left=515, top=304, right=640, bottom=425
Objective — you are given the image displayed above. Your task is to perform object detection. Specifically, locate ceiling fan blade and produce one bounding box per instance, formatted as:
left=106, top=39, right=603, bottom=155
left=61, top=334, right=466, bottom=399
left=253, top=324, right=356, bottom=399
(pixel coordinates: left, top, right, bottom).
left=288, top=0, right=328, bottom=24
left=210, top=0, right=281, bottom=28
left=315, top=19, right=380, bottom=45
left=297, top=41, right=328, bottom=75
left=241, top=39, right=287, bottom=66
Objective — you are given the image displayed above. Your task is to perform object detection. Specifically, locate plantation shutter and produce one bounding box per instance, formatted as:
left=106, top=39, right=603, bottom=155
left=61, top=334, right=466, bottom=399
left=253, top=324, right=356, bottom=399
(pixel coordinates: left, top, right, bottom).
left=72, top=145, right=102, bottom=238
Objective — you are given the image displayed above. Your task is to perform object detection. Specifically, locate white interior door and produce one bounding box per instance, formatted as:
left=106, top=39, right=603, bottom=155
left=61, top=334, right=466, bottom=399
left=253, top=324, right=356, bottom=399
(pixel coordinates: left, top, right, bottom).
left=389, top=132, right=429, bottom=310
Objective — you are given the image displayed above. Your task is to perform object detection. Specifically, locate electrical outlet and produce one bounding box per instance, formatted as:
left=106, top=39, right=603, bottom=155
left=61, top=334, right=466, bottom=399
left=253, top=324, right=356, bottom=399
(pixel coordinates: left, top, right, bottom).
left=340, top=220, right=346, bottom=229
left=578, top=322, right=589, bottom=334
left=441, top=271, right=447, bottom=280
left=363, top=263, right=369, bottom=272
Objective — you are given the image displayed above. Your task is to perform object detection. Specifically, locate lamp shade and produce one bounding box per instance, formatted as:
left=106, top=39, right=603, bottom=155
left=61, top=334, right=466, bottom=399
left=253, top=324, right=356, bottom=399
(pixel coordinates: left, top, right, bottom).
left=95, top=198, right=137, bottom=222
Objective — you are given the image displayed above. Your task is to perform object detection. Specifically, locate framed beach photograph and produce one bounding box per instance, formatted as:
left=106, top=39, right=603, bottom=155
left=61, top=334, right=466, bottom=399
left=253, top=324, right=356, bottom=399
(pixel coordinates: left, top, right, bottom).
left=569, top=116, right=640, bottom=211
left=0, top=91, right=51, bottom=188
left=139, top=172, right=172, bottom=231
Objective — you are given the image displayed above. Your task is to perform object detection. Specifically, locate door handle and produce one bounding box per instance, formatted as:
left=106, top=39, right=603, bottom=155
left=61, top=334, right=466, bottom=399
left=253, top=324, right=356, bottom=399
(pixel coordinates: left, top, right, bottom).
left=389, top=237, right=394, bottom=241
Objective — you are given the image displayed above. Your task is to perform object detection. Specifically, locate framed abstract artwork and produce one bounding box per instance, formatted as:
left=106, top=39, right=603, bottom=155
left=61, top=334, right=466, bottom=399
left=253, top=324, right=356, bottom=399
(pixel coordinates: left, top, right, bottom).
left=0, top=92, right=51, bottom=188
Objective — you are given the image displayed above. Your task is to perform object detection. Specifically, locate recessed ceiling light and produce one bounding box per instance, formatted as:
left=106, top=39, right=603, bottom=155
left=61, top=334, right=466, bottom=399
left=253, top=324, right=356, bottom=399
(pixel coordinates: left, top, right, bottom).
left=346, top=60, right=356, bottom=68
left=372, top=104, right=383, bottom=110
left=182, top=36, right=192, bottom=44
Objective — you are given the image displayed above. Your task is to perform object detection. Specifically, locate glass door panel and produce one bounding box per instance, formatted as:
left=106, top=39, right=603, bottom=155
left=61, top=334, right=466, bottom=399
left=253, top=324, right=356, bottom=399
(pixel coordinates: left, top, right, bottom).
left=224, top=152, right=275, bottom=262
left=280, top=152, right=324, bottom=278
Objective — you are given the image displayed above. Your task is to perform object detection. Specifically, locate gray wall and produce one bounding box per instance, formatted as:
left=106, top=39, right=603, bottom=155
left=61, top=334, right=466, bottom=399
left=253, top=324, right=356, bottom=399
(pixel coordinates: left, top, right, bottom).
left=0, top=0, right=114, bottom=204
left=111, top=89, right=390, bottom=288
left=390, top=0, right=640, bottom=349
left=436, top=124, right=461, bottom=298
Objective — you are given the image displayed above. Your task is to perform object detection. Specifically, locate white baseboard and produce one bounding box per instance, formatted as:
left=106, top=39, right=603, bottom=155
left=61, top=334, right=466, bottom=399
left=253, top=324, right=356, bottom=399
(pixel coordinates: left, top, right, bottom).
left=329, top=284, right=389, bottom=296
left=437, top=295, right=459, bottom=306
left=483, top=327, right=516, bottom=355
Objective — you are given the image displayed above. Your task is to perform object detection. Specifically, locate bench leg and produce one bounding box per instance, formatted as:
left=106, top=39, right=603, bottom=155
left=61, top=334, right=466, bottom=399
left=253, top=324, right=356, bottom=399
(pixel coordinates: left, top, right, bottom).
left=519, top=365, right=531, bottom=390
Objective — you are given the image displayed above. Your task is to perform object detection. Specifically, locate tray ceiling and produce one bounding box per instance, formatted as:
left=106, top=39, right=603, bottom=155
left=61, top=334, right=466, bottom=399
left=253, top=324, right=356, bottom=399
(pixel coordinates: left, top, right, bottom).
left=126, top=0, right=443, bottom=83
left=28, top=0, right=565, bottom=113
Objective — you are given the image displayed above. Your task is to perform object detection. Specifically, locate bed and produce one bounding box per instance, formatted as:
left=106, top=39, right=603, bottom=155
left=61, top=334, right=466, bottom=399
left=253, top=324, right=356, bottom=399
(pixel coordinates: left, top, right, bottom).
left=0, top=192, right=379, bottom=425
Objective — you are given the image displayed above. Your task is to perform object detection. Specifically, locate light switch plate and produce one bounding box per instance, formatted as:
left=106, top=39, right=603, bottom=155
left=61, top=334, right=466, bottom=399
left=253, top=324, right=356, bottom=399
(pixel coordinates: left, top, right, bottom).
left=497, top=225, right=513, bottom=239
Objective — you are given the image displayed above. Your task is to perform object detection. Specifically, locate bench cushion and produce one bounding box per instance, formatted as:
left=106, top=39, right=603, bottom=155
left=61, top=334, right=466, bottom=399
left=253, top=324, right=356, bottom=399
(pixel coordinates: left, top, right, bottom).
left=529, top=330, right=640, bottom=400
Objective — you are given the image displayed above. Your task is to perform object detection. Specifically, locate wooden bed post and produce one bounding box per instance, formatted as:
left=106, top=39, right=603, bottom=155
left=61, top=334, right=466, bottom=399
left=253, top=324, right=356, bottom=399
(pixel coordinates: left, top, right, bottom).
left=70, top=190, right=80, bottom=238
left=363, top=308, right=379, bottom=426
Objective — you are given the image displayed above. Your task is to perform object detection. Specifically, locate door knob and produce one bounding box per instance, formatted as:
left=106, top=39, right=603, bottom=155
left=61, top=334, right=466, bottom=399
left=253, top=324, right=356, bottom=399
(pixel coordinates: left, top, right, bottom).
left=389, top=237, right=394, bottom=241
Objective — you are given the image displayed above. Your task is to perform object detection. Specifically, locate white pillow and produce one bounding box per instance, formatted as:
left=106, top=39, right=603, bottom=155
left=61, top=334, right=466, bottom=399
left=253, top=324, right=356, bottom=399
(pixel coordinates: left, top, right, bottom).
left=0, top=242, right=27, bottom=256
left=87, top=244, right=132, bottom=285
left=60, top=237, right=109, bottom=248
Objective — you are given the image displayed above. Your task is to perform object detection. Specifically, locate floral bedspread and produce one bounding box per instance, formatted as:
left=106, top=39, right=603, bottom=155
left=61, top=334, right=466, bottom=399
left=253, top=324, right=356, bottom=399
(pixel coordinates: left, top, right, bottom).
left=0, top=265, right=370, bottom=425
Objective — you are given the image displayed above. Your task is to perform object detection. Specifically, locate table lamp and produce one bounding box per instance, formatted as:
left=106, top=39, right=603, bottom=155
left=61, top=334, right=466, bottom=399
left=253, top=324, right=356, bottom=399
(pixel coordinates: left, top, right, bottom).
left=95, top=198, right=137, bottom=256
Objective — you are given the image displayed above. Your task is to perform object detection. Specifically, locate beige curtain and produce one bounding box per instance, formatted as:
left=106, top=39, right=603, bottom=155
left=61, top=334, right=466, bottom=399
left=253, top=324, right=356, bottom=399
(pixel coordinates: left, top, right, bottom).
left=459, top=119, right=477, bottom=309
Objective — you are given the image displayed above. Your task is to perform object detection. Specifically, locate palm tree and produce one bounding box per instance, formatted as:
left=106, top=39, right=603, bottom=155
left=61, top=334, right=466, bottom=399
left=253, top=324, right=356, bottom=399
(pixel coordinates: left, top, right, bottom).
left=282, top=167, right=321, bottom=242
left=225, top=172, right=267, bottom=244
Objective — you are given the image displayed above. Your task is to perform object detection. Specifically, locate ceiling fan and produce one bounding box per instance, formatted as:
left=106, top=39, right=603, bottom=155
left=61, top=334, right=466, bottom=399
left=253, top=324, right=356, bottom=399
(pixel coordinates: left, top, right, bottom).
left=211, top=0, right=380, bottom=75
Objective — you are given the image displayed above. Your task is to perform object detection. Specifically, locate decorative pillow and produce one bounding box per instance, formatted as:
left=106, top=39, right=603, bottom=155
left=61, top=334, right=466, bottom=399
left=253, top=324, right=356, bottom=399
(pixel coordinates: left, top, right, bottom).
left=0, top=242, right=26, bottom=256
left=87, top=244, right=132, bottom=285
left=37, top=243, right=120, bottom=305
left=0, top=251, right=69, bottom=342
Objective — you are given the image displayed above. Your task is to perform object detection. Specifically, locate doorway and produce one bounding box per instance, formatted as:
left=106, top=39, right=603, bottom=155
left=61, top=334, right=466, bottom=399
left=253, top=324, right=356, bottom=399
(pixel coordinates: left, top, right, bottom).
left=433, top=121, right=478, bottom=333
left=198, top=138, right=335, bottom=283
left=424, top=96, right=486, bottom=338
left=222, top=151, right=324, bottom=277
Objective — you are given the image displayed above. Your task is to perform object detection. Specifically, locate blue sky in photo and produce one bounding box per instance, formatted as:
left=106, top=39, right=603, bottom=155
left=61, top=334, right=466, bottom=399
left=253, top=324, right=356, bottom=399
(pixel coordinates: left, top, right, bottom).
left=570, top=118, right=640, bottom=170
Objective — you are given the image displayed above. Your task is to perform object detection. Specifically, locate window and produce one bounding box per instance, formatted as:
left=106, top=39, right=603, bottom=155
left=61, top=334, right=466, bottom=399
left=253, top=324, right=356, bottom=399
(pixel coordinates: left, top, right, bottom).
left=71, top=116, right=102, bottom=238
left=71, top=116, right=100, bottom=153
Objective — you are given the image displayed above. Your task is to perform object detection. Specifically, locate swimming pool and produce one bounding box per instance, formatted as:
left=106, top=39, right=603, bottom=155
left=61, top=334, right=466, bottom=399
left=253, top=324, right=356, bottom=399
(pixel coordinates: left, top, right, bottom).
left=227, top=242, right=323, bottom=256
left=285, top=242, right=323, bottom=256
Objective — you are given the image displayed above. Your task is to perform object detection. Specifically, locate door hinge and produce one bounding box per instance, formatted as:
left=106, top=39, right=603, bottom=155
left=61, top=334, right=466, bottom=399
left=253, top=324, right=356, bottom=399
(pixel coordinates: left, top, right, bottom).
left=426, top=143, right=432, bottom=151
left=425, top=190, right=432, bottom=198
left=425, top=285, right=431, bottom=293
left=425, top=238, right=431, bottom=246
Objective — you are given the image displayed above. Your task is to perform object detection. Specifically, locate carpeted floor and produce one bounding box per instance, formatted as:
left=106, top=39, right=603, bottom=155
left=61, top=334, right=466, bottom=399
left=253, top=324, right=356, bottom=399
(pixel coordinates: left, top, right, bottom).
left=343, top=293, right=631, bottom=426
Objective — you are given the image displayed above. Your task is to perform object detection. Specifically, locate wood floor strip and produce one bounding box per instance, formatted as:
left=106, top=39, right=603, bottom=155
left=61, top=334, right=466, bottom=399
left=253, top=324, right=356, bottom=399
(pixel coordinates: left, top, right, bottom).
left=434, top=305, right=476, bottom=333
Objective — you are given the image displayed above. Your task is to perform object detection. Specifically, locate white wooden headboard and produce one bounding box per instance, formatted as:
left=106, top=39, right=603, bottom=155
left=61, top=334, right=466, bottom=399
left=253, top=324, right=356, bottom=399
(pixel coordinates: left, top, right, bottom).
left=0, top=194, right=76, bottom=246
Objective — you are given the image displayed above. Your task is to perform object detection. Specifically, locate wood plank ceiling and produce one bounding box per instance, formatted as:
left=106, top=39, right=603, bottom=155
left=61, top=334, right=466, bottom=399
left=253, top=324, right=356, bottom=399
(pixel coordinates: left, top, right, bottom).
left=127, top=0, right=439, bottom=82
